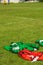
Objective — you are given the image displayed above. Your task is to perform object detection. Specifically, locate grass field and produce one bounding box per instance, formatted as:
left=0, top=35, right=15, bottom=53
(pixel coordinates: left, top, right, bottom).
left=0, top=2, right=43, bottom=65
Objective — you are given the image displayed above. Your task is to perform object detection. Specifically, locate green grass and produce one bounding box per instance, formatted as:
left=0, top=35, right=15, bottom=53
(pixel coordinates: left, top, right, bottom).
left=0, top=2, right=43, bottom=65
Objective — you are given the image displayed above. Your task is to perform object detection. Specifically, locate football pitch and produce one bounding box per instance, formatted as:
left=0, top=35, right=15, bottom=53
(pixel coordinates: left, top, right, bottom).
left=0, top=2, right=43, bottom=65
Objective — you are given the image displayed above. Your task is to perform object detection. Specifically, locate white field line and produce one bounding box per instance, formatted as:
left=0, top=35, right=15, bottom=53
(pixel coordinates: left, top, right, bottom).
left=4, top=17, right=38, bottom=25
left=16, top=17, right=35, bottom=20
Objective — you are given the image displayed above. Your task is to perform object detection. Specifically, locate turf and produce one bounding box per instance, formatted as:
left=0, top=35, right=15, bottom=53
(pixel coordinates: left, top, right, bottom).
left=0, top=2, right=43, bottom=65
